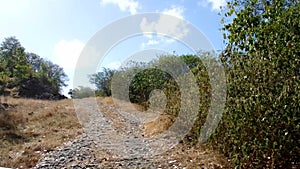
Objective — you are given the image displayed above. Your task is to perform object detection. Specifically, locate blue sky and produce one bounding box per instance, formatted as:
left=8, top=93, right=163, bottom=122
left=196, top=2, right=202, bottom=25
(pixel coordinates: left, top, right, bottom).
left=0, top=0, right=227, bottom=95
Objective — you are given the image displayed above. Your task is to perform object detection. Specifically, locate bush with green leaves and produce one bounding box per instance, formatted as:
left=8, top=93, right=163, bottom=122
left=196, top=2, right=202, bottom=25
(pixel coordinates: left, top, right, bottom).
left=209, top=0, right=300, bottom=168
left=116, top=55, right=211, bottom=114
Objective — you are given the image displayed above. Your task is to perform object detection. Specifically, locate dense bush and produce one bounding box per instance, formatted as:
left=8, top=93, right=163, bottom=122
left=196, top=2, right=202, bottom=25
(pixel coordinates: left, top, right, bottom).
left=111, top=55, right=210, bottom=115
left=129, top=68, right=169, bottom=107
left=209, top=0, right=300, bottom=168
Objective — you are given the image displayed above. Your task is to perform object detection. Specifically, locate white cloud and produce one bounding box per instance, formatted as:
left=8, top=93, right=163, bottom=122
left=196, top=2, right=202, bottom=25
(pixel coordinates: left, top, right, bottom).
left=53, top=39, right=85, bottom=69
left=140, top=6, right=188, bottom=48
left=100, top=0, right=140, bottom=15
left=162, top=5, right=185, bottom=19
left=147, top=39, right=160, bottom=45
left=141, top=37, right=176, bottom=49
left=52, top=39, right=85, bottom=94
left=140, top=6, right=187, bottom=38
left=141, top=39, right=158, bottom=48
left=198, top=0, right=226, bottom=11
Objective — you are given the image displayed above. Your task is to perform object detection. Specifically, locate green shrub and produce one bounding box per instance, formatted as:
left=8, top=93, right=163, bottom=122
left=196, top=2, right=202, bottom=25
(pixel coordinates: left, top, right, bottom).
left=209, top=0, right=300, bottom=167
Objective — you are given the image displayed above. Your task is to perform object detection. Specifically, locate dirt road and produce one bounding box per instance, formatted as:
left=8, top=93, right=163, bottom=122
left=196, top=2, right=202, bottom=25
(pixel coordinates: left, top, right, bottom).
left=34, top=98, right=230, bottom=168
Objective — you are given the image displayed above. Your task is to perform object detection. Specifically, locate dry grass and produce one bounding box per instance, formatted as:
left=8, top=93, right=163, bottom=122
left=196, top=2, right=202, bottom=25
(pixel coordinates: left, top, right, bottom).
left=155, top=143, right=232, bottom=168
left=0, top=96, right=231, bottom=168
left=96, top=97, right=116, bottom=107
left=96, top=96, right=144, bottom=112
left=143, top=114, right=174, bottom=137
left=96, top=97, right=231, bottom=168
left=95, top=97, right=231, bottom=168
left=0, top=97, right=82, bottom=168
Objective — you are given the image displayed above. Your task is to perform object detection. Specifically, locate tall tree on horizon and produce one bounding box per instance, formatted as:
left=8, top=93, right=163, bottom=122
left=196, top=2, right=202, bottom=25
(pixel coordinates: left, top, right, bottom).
left=0, top=36, right=68, bottom=99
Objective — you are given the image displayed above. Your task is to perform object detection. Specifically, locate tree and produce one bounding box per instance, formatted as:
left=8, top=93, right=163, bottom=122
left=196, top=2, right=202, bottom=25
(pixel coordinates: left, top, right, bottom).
left=0, top=37, right=32, bottom=82
left=89, top=68, right=115, bottom=96
left=213, top=0, right=300, bottom=167
left=69, top=86, right=95, bottom=99
left=0, top=57, right=10, bottom=103
left=19, top=58, right=68, bottom=99
left=42, top=60, right=68, bottom=93
left=0, top=37, right=32, bottom=98
left=0, top=37, right=68, bottom=99
left=26, top=52, right=44, bottom=73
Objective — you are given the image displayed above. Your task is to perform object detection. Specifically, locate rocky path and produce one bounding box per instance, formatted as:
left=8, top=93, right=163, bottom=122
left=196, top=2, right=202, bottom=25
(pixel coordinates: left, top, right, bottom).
left=34, top=98, right=230, bottom=169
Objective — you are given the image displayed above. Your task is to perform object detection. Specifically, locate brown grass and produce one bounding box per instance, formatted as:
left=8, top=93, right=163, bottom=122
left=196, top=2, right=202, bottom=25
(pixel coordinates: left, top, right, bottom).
left=0, top=96, right=231, bottom=168
left=96, top=96, right=116, bottom=107
left=156, top=143, right=232, bottom=168
left=143, top=114, right=174, bottom=137
left=0, top=97, right=82, bottom=168
left=95, top=97, right=231, bottom=168
left=96, top=96, right=144, bottom=112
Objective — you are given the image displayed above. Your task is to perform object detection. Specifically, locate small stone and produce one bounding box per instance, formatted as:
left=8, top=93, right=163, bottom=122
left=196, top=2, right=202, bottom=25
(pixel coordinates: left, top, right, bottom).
left=169, top=160, right=177, bottom=164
